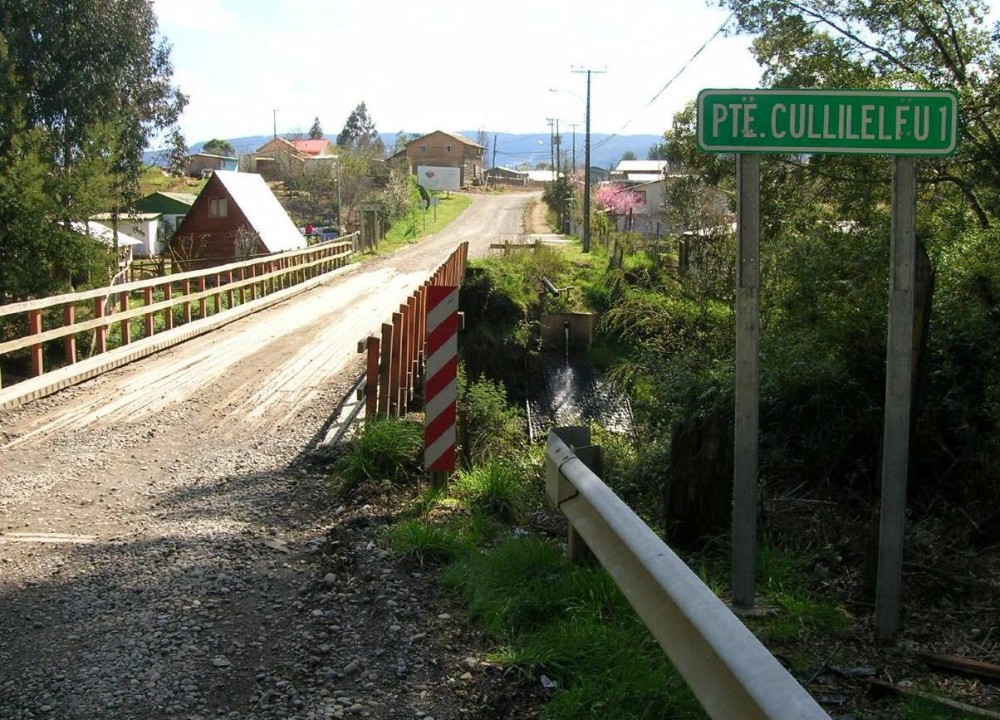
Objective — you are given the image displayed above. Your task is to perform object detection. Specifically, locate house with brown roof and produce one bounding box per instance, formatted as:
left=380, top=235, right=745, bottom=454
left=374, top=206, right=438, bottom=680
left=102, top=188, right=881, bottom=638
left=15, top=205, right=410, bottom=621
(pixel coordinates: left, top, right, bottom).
left=171, top=171, right=306, bottom=270
left=390, top=131, right=485, bottom=188
left=252, top=137, right=337, bottom=180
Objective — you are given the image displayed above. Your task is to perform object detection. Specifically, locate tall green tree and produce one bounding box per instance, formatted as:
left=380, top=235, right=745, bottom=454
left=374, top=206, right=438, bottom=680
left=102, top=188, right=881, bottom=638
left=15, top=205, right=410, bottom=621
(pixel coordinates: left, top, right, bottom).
left=202, top=138, right=234, bottom=156
left=719, top=0, right=1000, bottom=228
left=166, top=128, right=189, bottom=176
left=0, top=0, right=187, bottom=300
left=308, top=117, right=324, bottom=140
left=337, top=102, right=384, bottom=155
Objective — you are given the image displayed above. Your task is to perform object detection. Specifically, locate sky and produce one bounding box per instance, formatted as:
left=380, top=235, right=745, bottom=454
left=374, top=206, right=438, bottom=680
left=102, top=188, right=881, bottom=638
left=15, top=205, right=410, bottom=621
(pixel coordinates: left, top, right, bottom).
left=151, top=0, right=764, bottom=152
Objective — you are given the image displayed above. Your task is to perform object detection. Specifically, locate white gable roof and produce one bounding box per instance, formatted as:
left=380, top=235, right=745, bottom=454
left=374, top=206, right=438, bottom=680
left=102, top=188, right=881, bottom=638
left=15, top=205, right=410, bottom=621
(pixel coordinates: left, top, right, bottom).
left=614, top=160, right=667, bottom=174
left=68, top=221, right=143, bottom=247
left=212, top=171, right=306, bottom=253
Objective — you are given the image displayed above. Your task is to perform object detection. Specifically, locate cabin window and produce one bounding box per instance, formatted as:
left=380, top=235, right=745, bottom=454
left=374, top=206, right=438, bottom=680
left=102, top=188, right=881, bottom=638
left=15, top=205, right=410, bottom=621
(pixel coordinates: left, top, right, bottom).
left=209, top=197, right=228, bottom=218
left=445, top=144, right=452, bottom=152
left=420, top=145, right=428, bottom=152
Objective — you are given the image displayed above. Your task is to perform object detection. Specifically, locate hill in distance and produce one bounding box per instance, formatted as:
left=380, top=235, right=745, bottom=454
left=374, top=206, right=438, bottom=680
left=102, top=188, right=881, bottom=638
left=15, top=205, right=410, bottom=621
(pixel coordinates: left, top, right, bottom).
left=145, top=131, right=664, bottom=171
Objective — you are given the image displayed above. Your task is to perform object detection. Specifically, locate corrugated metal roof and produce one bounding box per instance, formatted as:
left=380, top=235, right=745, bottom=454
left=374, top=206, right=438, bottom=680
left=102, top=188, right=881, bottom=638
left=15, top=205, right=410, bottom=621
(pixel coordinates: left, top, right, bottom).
left=212, top=171, right=306, bottom=253
left=159, top=192, right=198, bottom=204
left=213, top=170, right=307, bottom=252
left=614, top=160, right=667, bottom=173
left=624, top=173, right=665, bottom=183
left=291, top=139, right=335, bottom=156
left=68, top=221, right=143, bottom=247
left=90, top=212, right=162, bottom=221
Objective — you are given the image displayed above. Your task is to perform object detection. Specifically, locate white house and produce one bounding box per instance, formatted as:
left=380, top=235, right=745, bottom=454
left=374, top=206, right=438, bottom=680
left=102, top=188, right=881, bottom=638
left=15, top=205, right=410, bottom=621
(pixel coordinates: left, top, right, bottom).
left=90, top=212, right=163, bottom=257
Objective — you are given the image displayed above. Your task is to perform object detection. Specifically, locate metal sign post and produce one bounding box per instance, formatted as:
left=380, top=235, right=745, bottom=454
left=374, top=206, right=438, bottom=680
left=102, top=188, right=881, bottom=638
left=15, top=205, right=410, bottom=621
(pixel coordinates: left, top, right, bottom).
left=875, top=157, right=917, bottom=641
left=696, top=88, right=958, bottom=637
left=733, top=153, right=760, bottom=610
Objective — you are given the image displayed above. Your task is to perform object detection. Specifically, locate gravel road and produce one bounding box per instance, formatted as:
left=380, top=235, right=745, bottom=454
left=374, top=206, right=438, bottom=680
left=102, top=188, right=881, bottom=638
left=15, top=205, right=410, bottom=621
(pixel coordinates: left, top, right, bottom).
left=0, top=192, right=544, bottom=720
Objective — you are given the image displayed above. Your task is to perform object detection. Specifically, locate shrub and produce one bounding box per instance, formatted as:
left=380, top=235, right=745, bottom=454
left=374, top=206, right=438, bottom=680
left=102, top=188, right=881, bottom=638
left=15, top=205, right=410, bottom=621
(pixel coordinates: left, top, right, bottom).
left=331, top=419, right=423, bottom=492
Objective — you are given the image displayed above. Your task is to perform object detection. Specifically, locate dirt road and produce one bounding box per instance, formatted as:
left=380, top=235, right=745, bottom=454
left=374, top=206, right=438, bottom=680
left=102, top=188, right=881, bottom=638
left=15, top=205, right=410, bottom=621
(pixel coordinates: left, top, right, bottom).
left=0, top=191, right=544, bottom=720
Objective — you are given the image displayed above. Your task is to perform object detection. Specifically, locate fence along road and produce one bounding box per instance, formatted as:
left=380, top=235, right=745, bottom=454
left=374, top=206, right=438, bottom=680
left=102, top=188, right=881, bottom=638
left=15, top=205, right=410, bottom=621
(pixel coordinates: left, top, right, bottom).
left=0, top=192, right=531, bottom=451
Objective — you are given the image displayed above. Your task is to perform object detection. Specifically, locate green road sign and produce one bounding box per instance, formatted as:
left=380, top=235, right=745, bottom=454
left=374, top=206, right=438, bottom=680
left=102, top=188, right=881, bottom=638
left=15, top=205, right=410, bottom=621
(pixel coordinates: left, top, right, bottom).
left=697, top=89, right=958, bottom=155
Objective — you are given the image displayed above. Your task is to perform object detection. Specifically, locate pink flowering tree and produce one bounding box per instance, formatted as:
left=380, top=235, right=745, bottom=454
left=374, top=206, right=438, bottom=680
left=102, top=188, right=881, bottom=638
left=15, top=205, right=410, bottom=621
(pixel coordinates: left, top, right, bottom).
left=594, top=184, right=644, bottom=216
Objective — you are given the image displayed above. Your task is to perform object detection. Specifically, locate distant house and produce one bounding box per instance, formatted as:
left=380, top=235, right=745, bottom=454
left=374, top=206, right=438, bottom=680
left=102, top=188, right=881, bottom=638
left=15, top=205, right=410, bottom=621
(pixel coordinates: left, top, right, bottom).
left=484, top=167, right=528, bottom=186
left=610, top=160, right=667, bottom=184
left=587, top=166, right=610, bottom=183
left=136, top=191, right=197, bottom=237
left=185, top=152, right=239, bottom=178
left=390, top=131, right=485, bottom=187
left=90, top=212, right=163, bottom=258
left=171, top=171, right=306, bottom=270
left=252, top=137, right=337, bottom=180
left=67, top=221, right=144, bottom=268
left=526, top=169, right=561, bottom=184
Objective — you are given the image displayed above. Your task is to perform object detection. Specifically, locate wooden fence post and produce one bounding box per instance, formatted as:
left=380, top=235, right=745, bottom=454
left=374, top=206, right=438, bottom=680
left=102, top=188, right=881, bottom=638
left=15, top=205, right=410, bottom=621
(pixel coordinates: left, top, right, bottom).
left=28, top=309, right=43, bottom=376
left=378, top=322, right=393, bottom=419
left=64, top=304, right=77, bottom=365
left=95, top=297, right=108, bottom=354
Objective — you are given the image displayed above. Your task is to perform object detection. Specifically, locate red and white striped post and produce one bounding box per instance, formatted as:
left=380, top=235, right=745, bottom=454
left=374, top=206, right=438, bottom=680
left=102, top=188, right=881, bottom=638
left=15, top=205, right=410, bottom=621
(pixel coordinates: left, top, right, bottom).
left=424, top=285, right=459, bottom=488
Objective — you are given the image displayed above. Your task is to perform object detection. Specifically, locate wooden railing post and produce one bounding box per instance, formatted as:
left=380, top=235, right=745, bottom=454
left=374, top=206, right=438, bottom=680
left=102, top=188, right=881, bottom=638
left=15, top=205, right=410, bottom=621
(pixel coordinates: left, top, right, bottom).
left=249, top=265, right=257, bottom=301
left=95, top=297, right=108, bottom=354
left=28, top=309, right=43, bottom=376
left=64, top=304, right=77, bottom=365
left=164, top=283, right=174, bottom=330
left=390, top=312, right=404, bottom=416
left=120, top=291, right=131, bottom=345
left=184, top=279, right=193, bottom=323
left=365, top=335, right=379, bottom=419
left=214, top=273, right=222, bottom=314
left=198, top=276, right=208, bottom=317
left=226, top=271, right=235, bottom=309
left=144, top=286, right=155, bottom=337
left=239, top=268, right=246, bottom=305
left=378, top=322, right=393, bottom=419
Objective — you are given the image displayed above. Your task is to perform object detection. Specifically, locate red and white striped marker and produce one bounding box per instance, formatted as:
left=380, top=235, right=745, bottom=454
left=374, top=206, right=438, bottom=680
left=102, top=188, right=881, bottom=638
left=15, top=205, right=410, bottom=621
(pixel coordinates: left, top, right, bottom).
left=424, top=286, right=459, bottom=472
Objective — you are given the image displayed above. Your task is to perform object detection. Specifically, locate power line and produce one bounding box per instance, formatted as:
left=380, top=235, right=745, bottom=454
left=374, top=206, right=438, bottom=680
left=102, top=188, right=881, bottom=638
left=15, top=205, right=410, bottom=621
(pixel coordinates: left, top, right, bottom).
left=592, top=13, right=734, bottom=152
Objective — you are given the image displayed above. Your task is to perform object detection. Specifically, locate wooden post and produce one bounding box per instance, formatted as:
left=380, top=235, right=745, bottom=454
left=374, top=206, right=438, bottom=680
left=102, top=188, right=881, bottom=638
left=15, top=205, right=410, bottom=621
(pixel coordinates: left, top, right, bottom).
left=249, top=265, right=257, bottom=301
left=365, top=336, right=380, bottom=419
left=198, top=276, right=207, bottom=317
left=226, top=271, right=235, bottom=309
left=408, top=294, right=419, bottom=401
left=875, top=156, right=918, bottom=642
left=120, top=291, right=131, bottom=345
left=378, top=322, right=393, bottom=418
left=214, top=273, right=222, bottom=314
left=183, top=279, right=192, bottom=323
left=239, top=268, right=246, bottom=304
left=144, top=286, right=155, bottom=337
left=28, top=309, right=43, bottom=376
left=733, top=153, right=760, bottom=610
left=95, top=297, right=108, bottom=353
left=64, top=304, right=77, bottom=365
left=390, top=311, right=404, bottom=416
left=164, top=283, right=174, bottom=330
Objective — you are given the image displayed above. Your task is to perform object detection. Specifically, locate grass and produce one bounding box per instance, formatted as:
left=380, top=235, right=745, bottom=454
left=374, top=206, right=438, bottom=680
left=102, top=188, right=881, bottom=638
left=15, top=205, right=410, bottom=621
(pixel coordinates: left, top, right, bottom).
left=330, top=419, right=423, bottom=493
left=380, top=192, right=473, bottom=250
left=442, top=538, right=706, bottom=720
left=384, top=519, right=470, bottom=566
left=453, top=461, right=526, bottom=522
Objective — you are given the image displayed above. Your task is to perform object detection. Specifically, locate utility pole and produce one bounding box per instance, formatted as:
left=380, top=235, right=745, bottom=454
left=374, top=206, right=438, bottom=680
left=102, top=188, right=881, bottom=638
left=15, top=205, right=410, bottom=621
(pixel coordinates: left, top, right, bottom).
left=546, top=118, right=556, bottom=175
left=573, top=67, right=605, bottom=253
left=555, top=119, right=561, bottom=178
left=569, top=123, right=578, bottom=175
left=491, top=133, right=498, bottom=187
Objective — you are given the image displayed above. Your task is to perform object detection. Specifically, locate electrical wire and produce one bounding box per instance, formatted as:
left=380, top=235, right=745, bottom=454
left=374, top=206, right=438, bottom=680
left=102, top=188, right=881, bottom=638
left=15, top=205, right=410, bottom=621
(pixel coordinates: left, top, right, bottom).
left=592, top=12, right=735, bottom=152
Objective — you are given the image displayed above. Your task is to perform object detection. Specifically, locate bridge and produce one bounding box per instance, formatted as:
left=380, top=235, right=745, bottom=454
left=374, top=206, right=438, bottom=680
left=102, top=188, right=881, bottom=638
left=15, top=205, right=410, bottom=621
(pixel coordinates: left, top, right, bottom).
left=0, top=192, right=531, bottom=720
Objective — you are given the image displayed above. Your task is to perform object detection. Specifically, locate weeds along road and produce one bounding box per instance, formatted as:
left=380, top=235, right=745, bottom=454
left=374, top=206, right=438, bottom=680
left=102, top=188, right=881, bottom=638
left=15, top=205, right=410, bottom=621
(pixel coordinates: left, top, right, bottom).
left=0, top=191, right=541, bottom=720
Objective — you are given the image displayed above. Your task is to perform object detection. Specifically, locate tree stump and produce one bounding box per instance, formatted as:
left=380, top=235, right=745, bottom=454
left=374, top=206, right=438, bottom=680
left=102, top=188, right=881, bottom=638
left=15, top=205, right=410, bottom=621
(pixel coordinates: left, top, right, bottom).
left=666, top=410, right=733, bottom=549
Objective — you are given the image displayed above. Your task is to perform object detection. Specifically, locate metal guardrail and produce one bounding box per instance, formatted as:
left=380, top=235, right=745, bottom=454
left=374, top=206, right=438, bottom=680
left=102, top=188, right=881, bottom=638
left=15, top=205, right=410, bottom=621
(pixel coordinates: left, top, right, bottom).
left=546, top=427, right=832, bottom=720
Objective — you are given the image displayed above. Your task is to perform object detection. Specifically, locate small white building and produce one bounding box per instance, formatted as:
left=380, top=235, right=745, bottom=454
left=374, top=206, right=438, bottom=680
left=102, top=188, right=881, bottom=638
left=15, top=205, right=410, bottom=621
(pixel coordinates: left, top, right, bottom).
left=90, top=212, right=163, bottom=258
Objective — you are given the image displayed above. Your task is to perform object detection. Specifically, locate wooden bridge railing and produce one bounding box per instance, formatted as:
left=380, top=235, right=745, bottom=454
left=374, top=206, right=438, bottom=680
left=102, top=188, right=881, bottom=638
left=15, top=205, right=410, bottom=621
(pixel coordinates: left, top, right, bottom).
left=358, top=242, right=468, bottom=419
left=0, top=234, right=357, bottom=391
